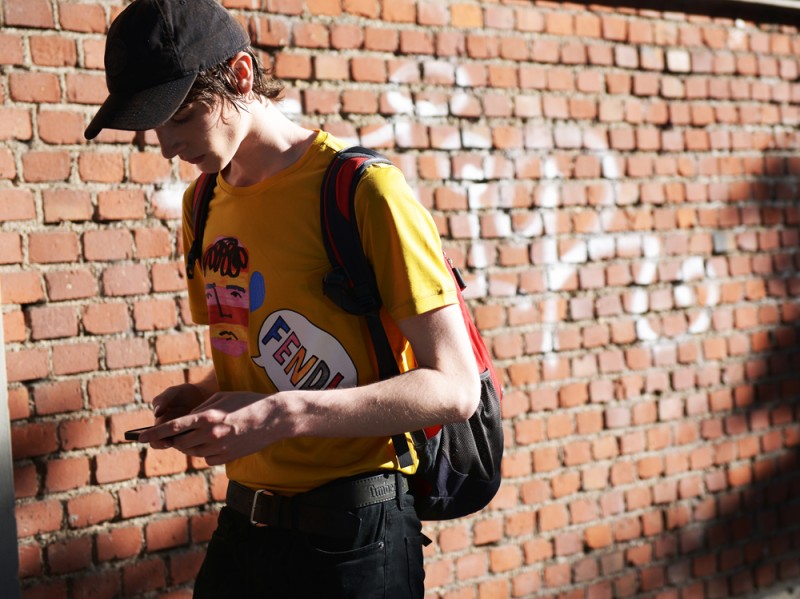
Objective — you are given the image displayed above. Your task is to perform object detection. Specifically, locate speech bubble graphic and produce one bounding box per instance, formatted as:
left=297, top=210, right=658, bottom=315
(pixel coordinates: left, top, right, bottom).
left=253, top=310, right=358, bottom=391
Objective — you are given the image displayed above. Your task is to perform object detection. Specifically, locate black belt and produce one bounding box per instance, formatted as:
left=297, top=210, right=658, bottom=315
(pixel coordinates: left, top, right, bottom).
left=226, top=472, right=408, bottom=538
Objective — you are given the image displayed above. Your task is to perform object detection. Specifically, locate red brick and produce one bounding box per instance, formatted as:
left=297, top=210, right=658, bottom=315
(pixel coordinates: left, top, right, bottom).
left=45, top=456, right=91, bottom=492
left=0, top=33, right=25, bottom=65
left=130, top=151, right=172, bottom=183
left=28, top=231, right=80, bottom=263
left=190, top=511, right=219, bottom=544
left=105, top=337, right=150, bottom=369
left=145, top=447, right=188, bottom=477
left=30, top=35, right=76, bottom=67
left=16, top=499, right=63, bottom=537
left=22, top=151, right=70, bottom=182
left=122, top=557, right=167, bottom=595
left=11, top=422, right=59, bottom=458
left=146, top=516, right=189, bottom=551
left=450, top=3, right=481, bottom=28
left=14, top=465, right=41, bottom=499
left=364, top=26, right=399, bottom=53
left=95, top=449, right=142, bottom=483
left=9, top=72, right=61, bottom=103
left=60, top=415, right=106, bottom=450
left=0, top=231, right=22, bottom=264
left=119, top=484, right=162, bottom=519
left=352, top=56, right=387, bottom=82
left=58, top=1, right=107, bottom=32
left=48, top=535, right=93, bottom=574
left=306, top=0, right=339, bottom=15
left=0, top=108, right=33, bottom=141
left=165, top=475, right=208, bottom=510
left=96, top=526, right=142, bottom=561
left=82, top=302, right=131, bottom=335
left=52, top=342, right=99, bottom=375
left=472, top=518, right=503, bottom=546
left=5, top=0, right=54, bottom=27
left=8, top=387, right=31, bottom=421
left=0, top=271, right=44, bottom=304
left=101, top=264, right=150, bottom=296
left=42, top=189, right=93, bottom=222
left=87, top=374, right=135, bottom=409
left=97, top=189, right=147, bottom=220
left=134, top=227, right=172, bottom=258
left=33, top=379, right=82, bottom=415
left=83, top=229, right=134, bottom=261
left=152, top=261, right=187, bottom=292
left=44, top=269, right=98, bottom=301
left=28, top=305, right=79, bottom=340
left=72, top=571, right=121, bottom=599
left=293, top=22, right=329, bottom=48
left=67, top=491, right=117, bottom=528
left=78, top=152, right=125, bottom=183
left=0, top=148, right=16, bottom=179
left=170, top=548, right=205, bottom=585
left=18, top=542, right=42, bottom=578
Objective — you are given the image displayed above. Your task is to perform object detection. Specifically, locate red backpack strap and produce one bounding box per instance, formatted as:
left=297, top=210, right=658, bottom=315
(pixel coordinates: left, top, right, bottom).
left=186, top=172, right=218, bottom=279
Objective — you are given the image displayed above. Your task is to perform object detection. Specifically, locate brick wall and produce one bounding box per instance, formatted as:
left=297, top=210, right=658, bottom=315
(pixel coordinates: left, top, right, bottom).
left=3, top=0, right=800, bottom=597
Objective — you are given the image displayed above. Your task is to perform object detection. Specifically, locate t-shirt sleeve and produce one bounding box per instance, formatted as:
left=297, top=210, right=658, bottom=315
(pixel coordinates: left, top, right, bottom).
left=354, top=164, right=458, bottom=322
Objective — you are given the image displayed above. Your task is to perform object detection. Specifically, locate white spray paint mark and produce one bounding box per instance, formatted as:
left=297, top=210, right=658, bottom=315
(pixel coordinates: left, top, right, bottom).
left=152, top=185, right=184, bottom=219
left=361, top=124, right=394, bottom=148
left=384, top=91, right=413, bottom=114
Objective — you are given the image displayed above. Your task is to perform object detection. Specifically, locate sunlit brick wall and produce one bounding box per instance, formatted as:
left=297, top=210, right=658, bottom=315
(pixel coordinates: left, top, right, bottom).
left=3, top=1, right=800, bottom=597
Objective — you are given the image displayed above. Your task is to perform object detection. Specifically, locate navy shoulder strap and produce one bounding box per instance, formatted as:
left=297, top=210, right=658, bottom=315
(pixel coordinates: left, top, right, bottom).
left=186, top=172, right=218, bottom=279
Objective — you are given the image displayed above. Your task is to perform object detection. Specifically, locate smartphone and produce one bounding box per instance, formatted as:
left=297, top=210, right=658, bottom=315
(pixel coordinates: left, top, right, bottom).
left=124, top=426, right=154, bottom=441
left=124, top=426, right=192, bottom=442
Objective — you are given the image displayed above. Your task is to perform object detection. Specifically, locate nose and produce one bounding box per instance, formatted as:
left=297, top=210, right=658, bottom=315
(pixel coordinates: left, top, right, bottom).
left=154, top=125, right=181, bottom=160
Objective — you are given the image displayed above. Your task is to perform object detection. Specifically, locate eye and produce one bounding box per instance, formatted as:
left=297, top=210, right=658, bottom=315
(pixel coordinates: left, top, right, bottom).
left=171, top=104, right=194, bottom=123
left=230, top=290, right=242, bottom=299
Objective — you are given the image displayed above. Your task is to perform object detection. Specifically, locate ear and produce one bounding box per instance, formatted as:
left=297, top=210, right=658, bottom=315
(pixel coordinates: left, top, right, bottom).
left=229, top=52, right=254, bottom=95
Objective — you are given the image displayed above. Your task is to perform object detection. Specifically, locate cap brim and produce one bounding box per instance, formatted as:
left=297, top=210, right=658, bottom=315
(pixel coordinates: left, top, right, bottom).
left=84, top=72, right=197, bottom=140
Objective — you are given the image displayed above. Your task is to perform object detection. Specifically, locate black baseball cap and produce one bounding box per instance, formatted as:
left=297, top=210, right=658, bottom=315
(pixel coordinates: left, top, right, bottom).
left=84, top=0, right=250, bottom=140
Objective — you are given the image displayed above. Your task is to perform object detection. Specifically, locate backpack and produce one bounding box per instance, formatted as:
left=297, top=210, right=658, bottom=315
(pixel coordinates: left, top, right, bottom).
left=186, top=146, right=504, bottom=520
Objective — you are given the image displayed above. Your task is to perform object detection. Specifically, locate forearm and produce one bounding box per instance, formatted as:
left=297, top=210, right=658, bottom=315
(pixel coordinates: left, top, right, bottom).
left=142, top=305, right=481, bottom=464
left=277, top=364, right=479, bottom=440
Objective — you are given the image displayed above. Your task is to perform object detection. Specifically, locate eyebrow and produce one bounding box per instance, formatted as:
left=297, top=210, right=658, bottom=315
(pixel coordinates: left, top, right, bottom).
left=226, top=285, right=246, bottom=293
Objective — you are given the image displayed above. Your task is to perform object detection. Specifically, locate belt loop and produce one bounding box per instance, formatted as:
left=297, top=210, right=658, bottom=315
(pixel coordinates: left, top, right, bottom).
left=395, top=471, right=404, bottom=511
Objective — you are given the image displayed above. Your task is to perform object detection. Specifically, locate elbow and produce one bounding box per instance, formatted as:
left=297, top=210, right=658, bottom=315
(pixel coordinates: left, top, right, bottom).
left=450, top=369, right=481, bottom=422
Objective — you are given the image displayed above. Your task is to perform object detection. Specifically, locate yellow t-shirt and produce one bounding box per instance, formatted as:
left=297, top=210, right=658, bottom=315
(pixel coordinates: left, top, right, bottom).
left=182, top=131, right=458, bottom=494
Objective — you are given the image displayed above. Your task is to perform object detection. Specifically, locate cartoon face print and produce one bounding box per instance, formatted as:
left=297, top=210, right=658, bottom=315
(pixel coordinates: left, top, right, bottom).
left=202, top=237, right=250, bottom=357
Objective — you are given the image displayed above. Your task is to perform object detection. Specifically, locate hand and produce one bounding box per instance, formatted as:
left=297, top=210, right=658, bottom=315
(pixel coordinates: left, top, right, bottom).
left=149, top=383, right=207, bottom=449
left=139, top=391, right=289, bottom=466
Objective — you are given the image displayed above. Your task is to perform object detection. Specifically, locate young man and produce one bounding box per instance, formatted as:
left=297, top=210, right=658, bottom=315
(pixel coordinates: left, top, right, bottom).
left=86, top=0, right=479, bottom=597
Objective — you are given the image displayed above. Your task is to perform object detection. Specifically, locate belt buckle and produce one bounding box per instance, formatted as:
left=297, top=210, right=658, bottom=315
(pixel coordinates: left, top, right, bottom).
left=250, top=488, right=273, bottom=527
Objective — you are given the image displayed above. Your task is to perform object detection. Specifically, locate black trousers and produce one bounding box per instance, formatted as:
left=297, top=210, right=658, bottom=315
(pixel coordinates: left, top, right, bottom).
left=193, top=492, right=426, bottom=598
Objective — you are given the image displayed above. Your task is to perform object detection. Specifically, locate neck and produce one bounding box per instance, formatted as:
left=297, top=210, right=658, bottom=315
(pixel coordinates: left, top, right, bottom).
left=223, top=100, right=316, bottom=187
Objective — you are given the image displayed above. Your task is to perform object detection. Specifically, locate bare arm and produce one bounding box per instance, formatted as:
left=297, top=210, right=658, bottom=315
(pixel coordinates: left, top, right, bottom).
left=139, top=303, right=480, bottom=465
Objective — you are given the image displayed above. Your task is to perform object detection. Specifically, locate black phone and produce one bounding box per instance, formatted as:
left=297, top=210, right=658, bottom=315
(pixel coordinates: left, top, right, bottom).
left=124, top=426, right=192, bottom=442
left=124, top=426, right=153, bottom=441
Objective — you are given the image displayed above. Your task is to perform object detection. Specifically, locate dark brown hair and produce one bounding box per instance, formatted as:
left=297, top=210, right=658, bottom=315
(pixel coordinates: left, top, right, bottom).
left=182, top=47, right=284, bottom=112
